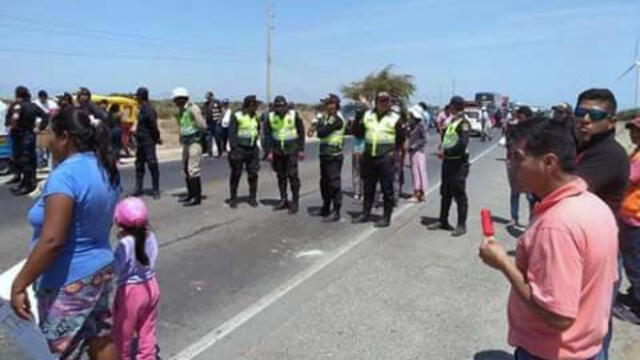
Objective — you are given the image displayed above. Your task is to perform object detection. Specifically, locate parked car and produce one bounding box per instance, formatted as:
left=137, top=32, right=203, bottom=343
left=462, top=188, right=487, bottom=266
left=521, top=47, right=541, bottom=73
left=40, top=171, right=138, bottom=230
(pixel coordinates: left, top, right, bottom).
left=463, top=107, right=483, bottom=136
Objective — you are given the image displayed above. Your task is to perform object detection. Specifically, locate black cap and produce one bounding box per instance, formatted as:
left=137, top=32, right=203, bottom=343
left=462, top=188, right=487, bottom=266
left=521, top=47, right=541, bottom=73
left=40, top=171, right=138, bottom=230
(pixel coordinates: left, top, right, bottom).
left=243, top=95, right=260, bottom=108
left=449, top=96, right=465, bottom=108
left=38, top=90, right=48, bottom=98
left=222, top=98, right=230, bottom=105
left=136, top=87, right=149, bottom=100
left=78, top=87, right=91, bottom=98
left=324, top=93, right=340, bottom=104
left=274, top=95, right=287, bottom=106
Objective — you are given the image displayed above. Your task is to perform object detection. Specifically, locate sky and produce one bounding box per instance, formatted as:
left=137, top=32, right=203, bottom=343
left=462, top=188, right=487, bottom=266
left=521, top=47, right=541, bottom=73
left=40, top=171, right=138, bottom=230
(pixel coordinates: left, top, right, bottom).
left=1, top=0, right=639, bottom=109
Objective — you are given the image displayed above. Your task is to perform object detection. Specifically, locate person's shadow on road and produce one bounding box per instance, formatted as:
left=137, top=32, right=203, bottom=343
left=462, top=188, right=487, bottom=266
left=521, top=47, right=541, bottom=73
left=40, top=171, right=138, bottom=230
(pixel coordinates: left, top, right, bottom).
left=474, top=349, right=514, bottom=360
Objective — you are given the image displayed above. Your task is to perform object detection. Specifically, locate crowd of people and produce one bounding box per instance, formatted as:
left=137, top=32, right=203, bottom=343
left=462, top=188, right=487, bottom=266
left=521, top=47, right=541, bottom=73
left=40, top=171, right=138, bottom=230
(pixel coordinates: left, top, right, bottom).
left=2, top=84, right=639, bottom=360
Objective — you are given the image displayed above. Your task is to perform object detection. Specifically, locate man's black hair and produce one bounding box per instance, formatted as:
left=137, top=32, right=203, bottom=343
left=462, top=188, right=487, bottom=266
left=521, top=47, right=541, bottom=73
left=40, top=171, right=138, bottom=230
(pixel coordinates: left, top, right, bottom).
left=515, top=106, right=533, bottom=120
left=514, top=116, right=576, bottom=173
left=577, top=88, right=617, bottom=115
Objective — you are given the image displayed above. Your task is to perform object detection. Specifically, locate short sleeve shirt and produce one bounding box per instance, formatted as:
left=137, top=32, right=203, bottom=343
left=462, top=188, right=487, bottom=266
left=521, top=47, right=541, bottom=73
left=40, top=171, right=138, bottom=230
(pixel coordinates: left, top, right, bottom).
left=28, top=152, right=121, bottom=290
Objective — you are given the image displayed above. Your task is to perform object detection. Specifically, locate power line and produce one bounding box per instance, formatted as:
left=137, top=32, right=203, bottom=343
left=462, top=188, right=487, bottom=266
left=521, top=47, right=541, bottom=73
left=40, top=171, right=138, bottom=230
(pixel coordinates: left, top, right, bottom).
left=0, top=13, right=259, bottom=57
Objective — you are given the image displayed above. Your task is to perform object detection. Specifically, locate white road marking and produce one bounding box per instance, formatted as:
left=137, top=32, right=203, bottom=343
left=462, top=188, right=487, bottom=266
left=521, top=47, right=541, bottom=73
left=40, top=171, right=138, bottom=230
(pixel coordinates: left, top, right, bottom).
left=295, top=250, right=325, bottom=259
left=169, top=142, right=499, bottom=360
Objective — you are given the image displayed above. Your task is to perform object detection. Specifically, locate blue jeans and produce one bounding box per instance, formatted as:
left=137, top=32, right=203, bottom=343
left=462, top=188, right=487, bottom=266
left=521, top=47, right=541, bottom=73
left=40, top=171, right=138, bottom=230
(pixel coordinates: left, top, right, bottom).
left=510, top=191, right=537, bottom=222
left=619, top=222, right=640, bottom=302
left=597, top=255, right=624, bottom=360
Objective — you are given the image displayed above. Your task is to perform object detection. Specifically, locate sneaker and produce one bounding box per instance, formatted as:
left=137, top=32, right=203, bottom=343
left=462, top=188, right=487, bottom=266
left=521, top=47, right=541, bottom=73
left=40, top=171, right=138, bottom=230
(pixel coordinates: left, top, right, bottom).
left=612, top=302, right=640, bottom=325
left=374, top=217, right=390, bottom=228
left=408, top=196, right=420, bottom=203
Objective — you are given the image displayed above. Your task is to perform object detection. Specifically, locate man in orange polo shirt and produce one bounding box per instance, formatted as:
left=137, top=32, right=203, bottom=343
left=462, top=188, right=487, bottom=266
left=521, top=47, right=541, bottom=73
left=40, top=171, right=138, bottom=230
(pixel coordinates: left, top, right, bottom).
left=479, top=119, right=618, bottom=360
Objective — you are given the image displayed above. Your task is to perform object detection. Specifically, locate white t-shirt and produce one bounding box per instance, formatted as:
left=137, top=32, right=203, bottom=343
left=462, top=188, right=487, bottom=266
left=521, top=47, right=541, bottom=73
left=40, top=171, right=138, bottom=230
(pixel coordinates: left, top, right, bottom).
left=0, top=101, right=7, bottom=135
left=221, top=109, right=231, bottom=128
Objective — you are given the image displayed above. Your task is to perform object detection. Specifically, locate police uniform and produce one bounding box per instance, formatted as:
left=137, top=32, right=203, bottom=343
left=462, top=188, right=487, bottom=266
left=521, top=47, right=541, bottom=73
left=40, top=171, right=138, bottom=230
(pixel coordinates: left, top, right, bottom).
left=352, top=108, right=404, bottom=227
left=176, top=102, right=207, bottom=206
left=436, top=113, right=471, bottom=234
left=316, top=111, right=346, bottom=220
left=265, top=102, right=305, bottom=214
left=6, top=98, right=48, bottom=196
left=134, top=100, right=161, bottom=198
left=228, top=108, right=261, bottom=208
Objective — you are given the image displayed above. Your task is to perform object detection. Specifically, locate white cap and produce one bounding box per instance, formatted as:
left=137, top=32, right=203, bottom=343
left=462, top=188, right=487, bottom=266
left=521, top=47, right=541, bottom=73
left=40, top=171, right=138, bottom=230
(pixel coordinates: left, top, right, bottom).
left=172, top=87, right=189, bottom=99
left=409, top=105, right=423, bottom=120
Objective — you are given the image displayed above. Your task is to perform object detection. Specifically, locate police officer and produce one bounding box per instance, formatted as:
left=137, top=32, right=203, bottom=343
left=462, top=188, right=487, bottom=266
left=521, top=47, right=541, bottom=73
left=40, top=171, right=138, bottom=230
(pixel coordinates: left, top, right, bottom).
left=228, top=95, right=261, bottom=209
left=314, top=94, right=346, bottom=222
left=132, top=87, right=162, bottom=199
left=172, top=87, right=207, bottom=206
left=265, top=95, right=305, bottom=215
left=428, top=96, right=471, bottom=237
left=76, top=87, right=108, bottom=123
left=5, top=86, right=49, bottom=196
left=352, top=91, right=406, bottom=228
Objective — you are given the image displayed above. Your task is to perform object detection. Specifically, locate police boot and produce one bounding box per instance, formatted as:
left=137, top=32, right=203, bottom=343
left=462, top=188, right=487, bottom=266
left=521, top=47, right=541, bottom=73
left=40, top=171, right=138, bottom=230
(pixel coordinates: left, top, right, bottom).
left=132, top=177, right=144, bottom=197
left=150, top=165, right=161, bottom=200
left=374, top=204, right=392, bottom=228
left=288, top=189, right=299, bottom=215
left=273, top=183, right=289, bottom=211
left=229, top=179, right=239, bottom=209
left=183, top=177, right=202, bottom=207
left=319, top=201, right=331, bottom=217
left=248, top=178, right=259, bottom=208
left=325, top=204, right=341, bottom=223
left=179, top=177, right=193, bottom=203
left=452, top=225, right=467, bottom=237
left=13, top=171, right=36, bottom=196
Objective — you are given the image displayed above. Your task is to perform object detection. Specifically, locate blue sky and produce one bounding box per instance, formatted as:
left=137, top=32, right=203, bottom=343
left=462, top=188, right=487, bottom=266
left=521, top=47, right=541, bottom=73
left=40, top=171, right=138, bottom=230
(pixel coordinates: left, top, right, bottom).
left=1, top=0, right=639, bottom=109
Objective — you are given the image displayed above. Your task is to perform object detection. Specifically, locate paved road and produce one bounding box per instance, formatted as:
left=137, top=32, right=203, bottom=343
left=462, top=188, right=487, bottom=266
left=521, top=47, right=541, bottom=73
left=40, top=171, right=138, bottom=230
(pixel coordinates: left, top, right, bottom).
left=0, top=131, right=503, bottom=359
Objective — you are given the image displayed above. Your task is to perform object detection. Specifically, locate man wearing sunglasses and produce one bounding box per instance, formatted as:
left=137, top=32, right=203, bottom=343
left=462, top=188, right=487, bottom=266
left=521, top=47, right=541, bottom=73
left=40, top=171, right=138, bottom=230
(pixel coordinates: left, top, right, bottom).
left=572, top=88, right=629, bottom=360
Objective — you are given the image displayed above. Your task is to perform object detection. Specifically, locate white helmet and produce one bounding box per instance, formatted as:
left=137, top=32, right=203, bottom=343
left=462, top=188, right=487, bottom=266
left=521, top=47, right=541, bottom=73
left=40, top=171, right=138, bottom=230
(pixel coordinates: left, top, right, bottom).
left=172, top=87, right=189, bottom=99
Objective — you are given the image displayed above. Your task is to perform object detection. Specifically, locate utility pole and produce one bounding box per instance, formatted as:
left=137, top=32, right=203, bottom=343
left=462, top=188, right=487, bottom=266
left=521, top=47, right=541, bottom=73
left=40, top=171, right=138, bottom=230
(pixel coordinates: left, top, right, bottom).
left=267, top=0, right=274, bottom=103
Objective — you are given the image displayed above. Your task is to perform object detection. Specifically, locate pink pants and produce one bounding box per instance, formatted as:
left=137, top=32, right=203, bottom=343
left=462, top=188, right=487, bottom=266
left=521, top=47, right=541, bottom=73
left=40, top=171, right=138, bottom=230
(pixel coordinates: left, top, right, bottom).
left=114, top=278, right=160, bottom=360
left=410, top=150, right=428, bottom=192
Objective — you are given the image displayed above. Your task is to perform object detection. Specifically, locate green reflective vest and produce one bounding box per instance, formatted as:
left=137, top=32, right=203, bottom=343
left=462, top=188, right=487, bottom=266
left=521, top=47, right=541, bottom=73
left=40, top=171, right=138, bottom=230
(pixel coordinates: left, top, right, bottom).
left=363, top=110, right=399, bottom=156
left=235, top=111, right=259, bottom=147
left=319, top=113, right=346, bottom=155
left=442, top=118, right=463, bottom=150
left=269, top=110, right=298, bottom=150
left=177, top=105, right=197, bottom=137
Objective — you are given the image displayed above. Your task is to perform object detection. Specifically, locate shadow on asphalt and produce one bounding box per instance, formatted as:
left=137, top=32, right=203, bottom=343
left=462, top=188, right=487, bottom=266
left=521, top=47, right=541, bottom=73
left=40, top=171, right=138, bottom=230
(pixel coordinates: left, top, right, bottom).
left=307, top=205, right=323, bottom=216
left=260, top=198, right=282, bottom=207
left=491, top=215, right=511, bottom=225
left=474, top=349, right=514, bottom=360
left=420, top=216, right=440, bottom=227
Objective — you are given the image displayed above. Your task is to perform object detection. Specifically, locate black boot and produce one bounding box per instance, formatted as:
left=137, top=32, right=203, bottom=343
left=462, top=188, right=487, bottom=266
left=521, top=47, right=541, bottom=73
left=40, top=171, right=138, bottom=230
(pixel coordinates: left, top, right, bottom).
left=273, top=182, right=289, bottom=211
left=319, top=201, right=331, bottom=217
left=184, top=177, right=202, bottom=207
left=248, top=178, right=259, bottom=208
left=150, top=165, right=161, bottom=200
left=325, top=204, right=341, bottom=223
left=428, top=196, right=454, bottom=230
left=13, top=171, right=36, bottom=196
left=288, top=188, right=299, bottom=215
left=179, top=177, right=193, bottom=203
left=132, top=177, right=144, bottom=197
left=452, top=225, right=467, bottom=237
left=375, top=204, right=392, bottom=228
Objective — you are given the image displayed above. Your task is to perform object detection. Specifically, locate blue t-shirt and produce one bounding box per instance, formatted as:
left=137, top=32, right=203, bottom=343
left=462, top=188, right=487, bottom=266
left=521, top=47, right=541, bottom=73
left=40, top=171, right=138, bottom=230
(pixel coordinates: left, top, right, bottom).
left=28, top=152, right=121, bottom=289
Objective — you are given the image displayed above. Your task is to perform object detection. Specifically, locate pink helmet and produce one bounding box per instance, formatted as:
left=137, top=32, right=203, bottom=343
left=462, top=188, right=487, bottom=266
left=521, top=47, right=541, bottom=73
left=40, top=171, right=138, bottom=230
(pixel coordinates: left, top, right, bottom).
left=114, top=197, right=148, bottom=228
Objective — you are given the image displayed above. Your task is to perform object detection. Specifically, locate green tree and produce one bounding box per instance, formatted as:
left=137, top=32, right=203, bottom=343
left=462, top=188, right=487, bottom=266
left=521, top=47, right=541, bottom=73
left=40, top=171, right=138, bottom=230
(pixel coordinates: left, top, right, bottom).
left=341, top=65, right=416, bottom=102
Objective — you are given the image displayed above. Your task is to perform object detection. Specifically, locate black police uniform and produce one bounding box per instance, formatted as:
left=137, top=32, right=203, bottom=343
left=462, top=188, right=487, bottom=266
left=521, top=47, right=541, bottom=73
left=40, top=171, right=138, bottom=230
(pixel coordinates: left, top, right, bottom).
left=352, top=109, right=406, bottom=227
left=316, top=112, right=345, bottom=220
left=439, top=114, right=471, bottom=230
left=134, top=102, right=161, bottom=197
left=5, top=100, right=48, bottom=195
left=265, top=110, right=305, bottom=214
left=228, top=110, right=261, bottom=207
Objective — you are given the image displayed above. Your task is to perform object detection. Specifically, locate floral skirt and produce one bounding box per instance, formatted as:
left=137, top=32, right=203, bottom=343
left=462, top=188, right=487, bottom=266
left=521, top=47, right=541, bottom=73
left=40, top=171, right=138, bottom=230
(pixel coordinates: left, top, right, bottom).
left=36, top=265, right=115, bottom=360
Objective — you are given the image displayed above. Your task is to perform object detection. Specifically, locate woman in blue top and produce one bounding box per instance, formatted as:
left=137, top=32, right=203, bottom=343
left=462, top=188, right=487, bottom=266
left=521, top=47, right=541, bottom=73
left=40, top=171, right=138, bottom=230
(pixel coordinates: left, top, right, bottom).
left=10, top=107, right=121, bottom=360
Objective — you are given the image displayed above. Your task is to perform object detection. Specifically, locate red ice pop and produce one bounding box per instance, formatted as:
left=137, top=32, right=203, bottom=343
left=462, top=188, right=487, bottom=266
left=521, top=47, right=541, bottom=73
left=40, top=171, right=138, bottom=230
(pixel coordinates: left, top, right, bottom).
left=481, top=209, right=495, bottom=237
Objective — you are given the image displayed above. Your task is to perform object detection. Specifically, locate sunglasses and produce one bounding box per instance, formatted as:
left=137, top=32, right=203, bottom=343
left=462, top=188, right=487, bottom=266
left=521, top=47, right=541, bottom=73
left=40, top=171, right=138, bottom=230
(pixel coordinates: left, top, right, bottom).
left=574, top=107, right=610, bottom=122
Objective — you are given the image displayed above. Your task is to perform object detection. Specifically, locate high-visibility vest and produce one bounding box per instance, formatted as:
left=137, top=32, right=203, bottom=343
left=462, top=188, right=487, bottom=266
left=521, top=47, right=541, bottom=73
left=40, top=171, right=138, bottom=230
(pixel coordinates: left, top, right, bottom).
left=235, top=111, right=259, bottom=147
left=319, top=113, right=346, bottom=155
left=177, top=104, right=198, bottom=137
left=621, top=150, right=640, bottom=219
left=363, top=110, right=399, bottom=156
left=442, top=117, right=463, bottom=151
left=269, top=110, right=298, bottom=150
